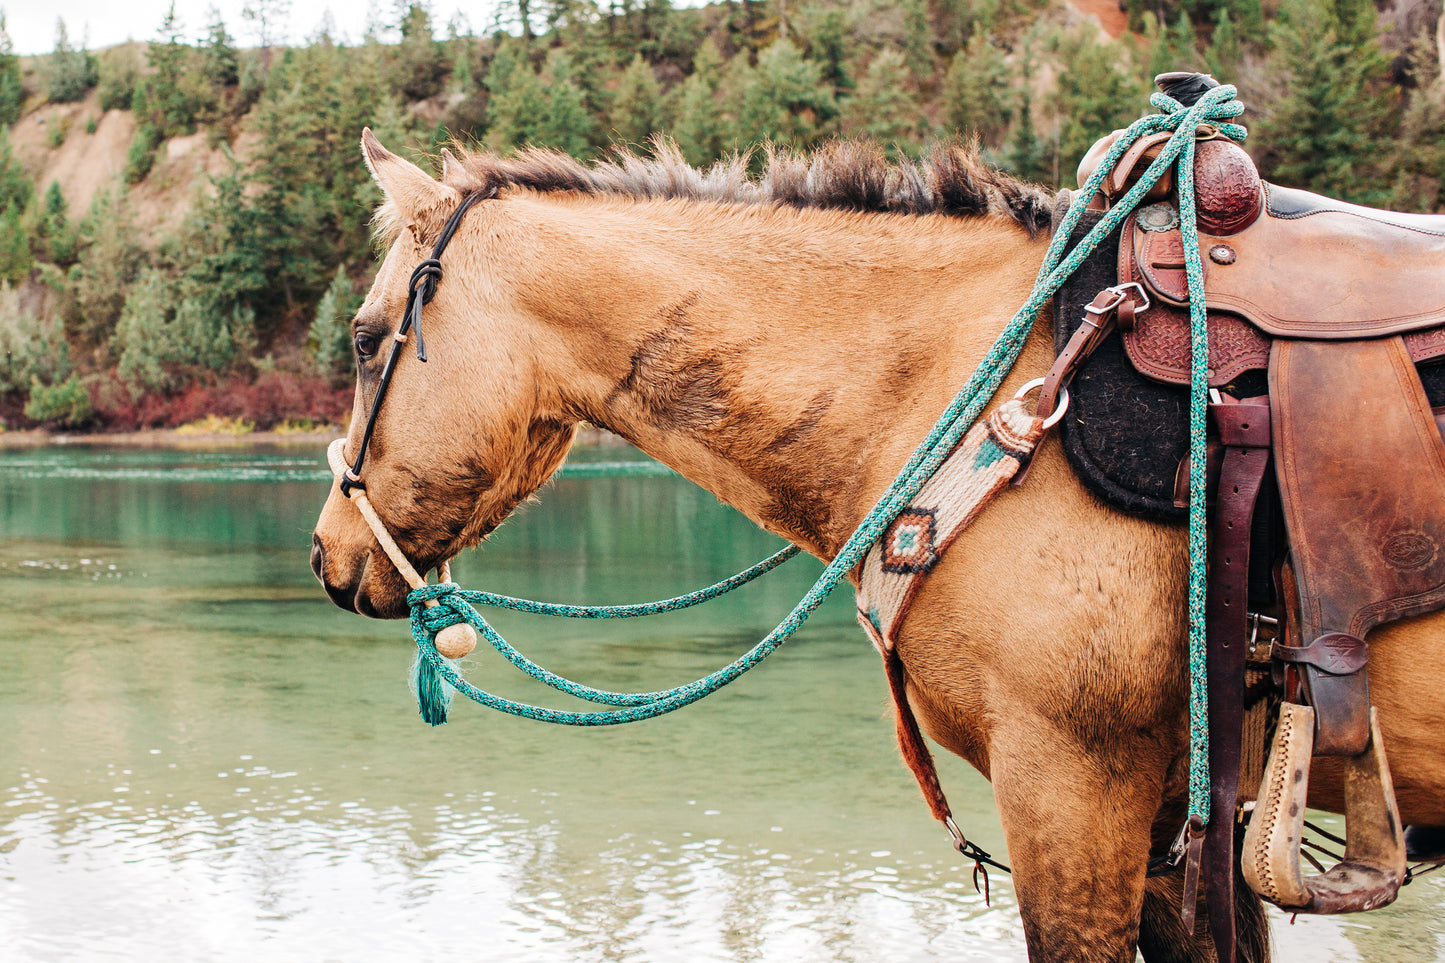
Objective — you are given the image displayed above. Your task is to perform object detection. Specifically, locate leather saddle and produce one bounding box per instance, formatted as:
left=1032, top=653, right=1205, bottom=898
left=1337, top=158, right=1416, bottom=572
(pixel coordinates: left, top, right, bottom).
left=1064, top=119, right=1445, bottom=948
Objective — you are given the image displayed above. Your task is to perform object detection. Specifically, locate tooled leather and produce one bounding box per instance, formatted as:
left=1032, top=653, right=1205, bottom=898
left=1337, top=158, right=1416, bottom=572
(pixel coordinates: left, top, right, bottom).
left=1120, top=212, right=1270, bottom=386
left=1120, top=213, right=1445, bottom=386
left=1128, top=182, right=1445, bottom=339
left=1271, top=337, right=1445, bottom=754
left=1193, top=139, right=1263, bottom=236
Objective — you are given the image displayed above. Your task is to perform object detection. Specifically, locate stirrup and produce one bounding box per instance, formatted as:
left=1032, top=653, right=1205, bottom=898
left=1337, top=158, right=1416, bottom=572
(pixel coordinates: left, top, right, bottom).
left=1240, top=703, right=1406, bottom=913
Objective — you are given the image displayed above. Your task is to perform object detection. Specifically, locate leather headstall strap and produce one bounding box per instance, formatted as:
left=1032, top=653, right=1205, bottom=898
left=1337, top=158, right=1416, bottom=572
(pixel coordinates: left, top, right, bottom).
left=1198, top=391, right=1272, bottom=958
left=340, top=186, right=496, bottom=497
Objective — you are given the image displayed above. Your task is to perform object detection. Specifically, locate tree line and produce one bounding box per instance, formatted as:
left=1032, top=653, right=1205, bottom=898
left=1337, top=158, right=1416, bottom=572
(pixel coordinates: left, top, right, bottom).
left=0, top=0, right=1440, bottom=430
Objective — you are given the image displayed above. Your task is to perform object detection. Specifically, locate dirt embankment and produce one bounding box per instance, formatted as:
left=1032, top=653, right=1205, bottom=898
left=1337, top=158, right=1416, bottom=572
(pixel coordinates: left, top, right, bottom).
left=1066, top=0, right=1129, bottom=39
left=9, top=85, right=252, bottom=236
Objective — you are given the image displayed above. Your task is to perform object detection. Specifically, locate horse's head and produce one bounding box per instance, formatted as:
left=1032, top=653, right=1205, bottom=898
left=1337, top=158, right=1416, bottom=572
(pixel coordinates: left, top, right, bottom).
left=311, top=131, right=577, bottom=618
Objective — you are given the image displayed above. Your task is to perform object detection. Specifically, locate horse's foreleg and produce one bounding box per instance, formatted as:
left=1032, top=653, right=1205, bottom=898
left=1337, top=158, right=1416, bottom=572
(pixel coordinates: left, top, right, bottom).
left=988, top=723, right=1171, bottom=963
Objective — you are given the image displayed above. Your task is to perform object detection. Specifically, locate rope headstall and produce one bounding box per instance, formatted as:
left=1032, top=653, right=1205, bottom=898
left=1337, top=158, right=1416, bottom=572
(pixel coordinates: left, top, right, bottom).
left=330, top=187, right=496, bottom=661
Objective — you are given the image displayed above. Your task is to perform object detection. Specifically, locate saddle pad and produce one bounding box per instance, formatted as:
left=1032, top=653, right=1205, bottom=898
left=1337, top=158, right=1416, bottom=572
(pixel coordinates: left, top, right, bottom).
left=1052, top=209, right=1445, bottom=519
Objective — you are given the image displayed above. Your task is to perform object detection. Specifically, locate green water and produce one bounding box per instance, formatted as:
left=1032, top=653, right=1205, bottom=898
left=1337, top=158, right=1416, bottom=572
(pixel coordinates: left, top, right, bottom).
left=1, top=445, right=1441, bottom=962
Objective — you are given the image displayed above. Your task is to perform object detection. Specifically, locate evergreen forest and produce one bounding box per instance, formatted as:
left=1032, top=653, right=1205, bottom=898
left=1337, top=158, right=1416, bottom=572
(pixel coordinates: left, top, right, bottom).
left=0, top=0, right=1441, bottom=431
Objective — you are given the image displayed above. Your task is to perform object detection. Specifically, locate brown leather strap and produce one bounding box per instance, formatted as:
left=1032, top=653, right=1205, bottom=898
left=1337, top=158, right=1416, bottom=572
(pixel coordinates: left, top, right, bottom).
left=1202, top=393, right=1272, bottom=961
left=1272, top=633, right=1369, bottom=675
left=882, top=644, right=951, bottom=823
left=1270, top=336, right=1445, bottom=754
left=1037, top=284, right=1144, bottom=418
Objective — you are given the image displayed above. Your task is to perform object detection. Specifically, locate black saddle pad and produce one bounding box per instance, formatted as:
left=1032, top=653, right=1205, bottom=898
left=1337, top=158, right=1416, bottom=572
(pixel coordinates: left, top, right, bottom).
left=1053, top=208, right=1445, bottom=520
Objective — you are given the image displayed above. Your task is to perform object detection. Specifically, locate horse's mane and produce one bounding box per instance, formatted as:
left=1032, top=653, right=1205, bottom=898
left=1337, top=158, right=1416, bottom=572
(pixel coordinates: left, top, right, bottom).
left=433, top=138, right=1054, bottom=238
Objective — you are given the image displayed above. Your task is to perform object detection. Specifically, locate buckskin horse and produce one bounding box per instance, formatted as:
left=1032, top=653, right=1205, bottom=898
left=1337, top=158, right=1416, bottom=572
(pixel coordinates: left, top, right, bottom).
left=309, top=129, right=1445, bottom=962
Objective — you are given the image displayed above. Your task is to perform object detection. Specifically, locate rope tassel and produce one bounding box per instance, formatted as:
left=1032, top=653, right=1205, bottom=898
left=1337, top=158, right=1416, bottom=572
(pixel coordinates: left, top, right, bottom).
left=412, top=644, right=455, bottom=726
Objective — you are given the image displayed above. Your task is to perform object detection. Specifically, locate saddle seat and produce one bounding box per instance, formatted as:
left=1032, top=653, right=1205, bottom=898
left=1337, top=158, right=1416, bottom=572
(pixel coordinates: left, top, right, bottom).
left=1139, top=179, right=1445, bottom=339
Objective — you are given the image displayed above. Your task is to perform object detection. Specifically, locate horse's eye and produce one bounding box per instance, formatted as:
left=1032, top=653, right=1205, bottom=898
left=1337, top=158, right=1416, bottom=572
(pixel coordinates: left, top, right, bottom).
left=354, top=332, right=380, bottom=360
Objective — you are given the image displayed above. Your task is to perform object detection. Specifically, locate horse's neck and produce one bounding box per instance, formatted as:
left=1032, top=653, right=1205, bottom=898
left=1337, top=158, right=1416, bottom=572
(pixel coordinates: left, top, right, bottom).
left=511, top=195, right=1054, bottom=558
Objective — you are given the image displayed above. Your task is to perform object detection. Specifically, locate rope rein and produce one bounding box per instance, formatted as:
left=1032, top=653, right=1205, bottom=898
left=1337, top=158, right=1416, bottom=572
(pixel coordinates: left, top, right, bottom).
left=329, top=87, right=1243, bottom=829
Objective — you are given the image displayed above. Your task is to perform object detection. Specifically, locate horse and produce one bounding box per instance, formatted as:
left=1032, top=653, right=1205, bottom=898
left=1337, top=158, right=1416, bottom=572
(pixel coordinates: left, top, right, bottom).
left=310, top=130, right=1445, bottom=962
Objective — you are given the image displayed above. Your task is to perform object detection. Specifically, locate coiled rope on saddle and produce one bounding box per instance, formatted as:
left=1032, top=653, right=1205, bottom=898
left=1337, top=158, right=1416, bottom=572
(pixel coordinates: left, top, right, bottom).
left=329, top=85, right=1244, bottom=839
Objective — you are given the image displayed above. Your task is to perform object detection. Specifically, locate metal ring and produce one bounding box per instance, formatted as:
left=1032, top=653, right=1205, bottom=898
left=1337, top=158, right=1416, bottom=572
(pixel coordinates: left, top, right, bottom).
left=1013, top=378, right=1071, bottom=430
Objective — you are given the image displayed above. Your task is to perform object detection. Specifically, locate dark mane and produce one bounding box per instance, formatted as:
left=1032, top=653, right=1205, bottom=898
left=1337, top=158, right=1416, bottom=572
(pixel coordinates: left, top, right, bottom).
left=450, top=139, right=1055, bottom=237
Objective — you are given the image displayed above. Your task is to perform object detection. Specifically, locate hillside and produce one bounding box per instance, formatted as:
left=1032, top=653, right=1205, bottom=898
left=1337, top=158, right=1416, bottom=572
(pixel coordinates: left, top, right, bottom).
left=1, top=0, right=1442, bottom=433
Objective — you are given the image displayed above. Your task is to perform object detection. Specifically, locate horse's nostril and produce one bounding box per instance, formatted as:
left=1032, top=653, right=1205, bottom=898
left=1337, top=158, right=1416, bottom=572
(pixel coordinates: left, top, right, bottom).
left=310, top=534, right=326, bottom=582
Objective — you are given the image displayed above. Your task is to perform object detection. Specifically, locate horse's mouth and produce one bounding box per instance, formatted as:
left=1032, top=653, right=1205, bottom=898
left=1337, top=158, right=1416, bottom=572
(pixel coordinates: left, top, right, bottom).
left=310, top=535, right=411, bottom=619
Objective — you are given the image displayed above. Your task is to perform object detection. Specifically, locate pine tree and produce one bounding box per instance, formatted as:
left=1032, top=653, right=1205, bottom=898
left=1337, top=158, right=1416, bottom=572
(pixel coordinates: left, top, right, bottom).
left=144, top=4, right=205, bottom=135
left=1390, top=34, right=1445, bottom=212
left=114, top=268, right=175, bottom=392
left=393, top=3, right=451, bottom=100
left=538, top=51, right=596, bottom=156
left=42, top=19, right=98, bottom=104
left=1253, top=0, right=1395, bottom=204
left=1204, top=8, right=1242, bottom=80
left=899, top=0, right=934, bottom=81
left=794, top=5, right=852, bottom=95
left=203, top=13, right=240, bottom=88
left=0, top=14, right=22, bottom=127
left=35, top=181, right=76, bottom=265
left=485, top=38, right=547, bottom=150
left=0, top=204, right=31, bottom=284
left=0, top=130, right=31, bottom=213
left=610, top=54, right=663, bottom=145
left=66, top=186, right=143, bottom=352
left=310, top=263, right=358, bottom=382
left=670, top=41, right=726, bottom=166
left=97, top=44, right=142, bottom=112
left=941, top=35, right=1014, bottom=148
left=0, top=281, right=70, bottom=396
left=1049, top=24, right=1150, bottom=188
left=732, top=39, right=836, bottom=148
left=667, top=38, right=728, bottom=167
left=842, top=49, right=924, bottom=155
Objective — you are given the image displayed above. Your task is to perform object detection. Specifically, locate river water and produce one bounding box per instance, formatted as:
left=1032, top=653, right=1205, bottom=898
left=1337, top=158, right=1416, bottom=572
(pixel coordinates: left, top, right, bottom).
left=0, top=444, right=1441, bottom=962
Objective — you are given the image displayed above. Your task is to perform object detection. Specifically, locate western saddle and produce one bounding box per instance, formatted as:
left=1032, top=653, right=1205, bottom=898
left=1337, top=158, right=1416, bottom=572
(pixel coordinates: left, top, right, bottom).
left=1060, top=74, right=1445, bottom=959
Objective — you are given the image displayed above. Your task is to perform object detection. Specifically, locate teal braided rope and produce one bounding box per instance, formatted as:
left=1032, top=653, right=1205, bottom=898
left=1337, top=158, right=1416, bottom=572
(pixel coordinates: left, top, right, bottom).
left=1165, top=86, right=1246, bottom=825
left=418, top=544, right=800, bottom=620
left=407, top=86, right=1247, bottom=824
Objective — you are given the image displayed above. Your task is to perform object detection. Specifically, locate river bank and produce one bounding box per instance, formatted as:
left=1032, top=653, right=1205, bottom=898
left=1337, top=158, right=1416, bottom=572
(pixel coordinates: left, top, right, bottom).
left=0, top=425, right=629, bottom=449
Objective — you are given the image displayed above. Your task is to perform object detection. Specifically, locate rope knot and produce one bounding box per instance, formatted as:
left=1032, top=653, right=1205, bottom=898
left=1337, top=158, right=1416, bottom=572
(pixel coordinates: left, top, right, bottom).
left=404, top=259, right=445, bottom=362
left=410, top=584, right=480, bottom=660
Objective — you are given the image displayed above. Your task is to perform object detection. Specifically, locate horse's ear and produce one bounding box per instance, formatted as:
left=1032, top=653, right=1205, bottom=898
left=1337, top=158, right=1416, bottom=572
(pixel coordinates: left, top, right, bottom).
left=439, top=148, right=475, bottom=191
left=362, top=127, right=459, bottom=226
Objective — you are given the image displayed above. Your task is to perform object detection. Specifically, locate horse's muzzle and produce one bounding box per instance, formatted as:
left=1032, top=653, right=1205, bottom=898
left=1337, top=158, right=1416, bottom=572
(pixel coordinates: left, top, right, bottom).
left=311, top=534, right=357, bottom=613
left=311, top=532, right=412, bottom=619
